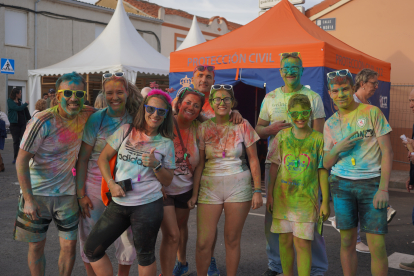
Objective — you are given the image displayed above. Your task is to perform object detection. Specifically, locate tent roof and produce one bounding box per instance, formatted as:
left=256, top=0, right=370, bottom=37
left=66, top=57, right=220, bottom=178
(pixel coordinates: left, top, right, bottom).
left=28, top=0, right=169, bottom=77
left=175, top=16, right=206, bottom=52
left=170, top=0, right=390, bottom=82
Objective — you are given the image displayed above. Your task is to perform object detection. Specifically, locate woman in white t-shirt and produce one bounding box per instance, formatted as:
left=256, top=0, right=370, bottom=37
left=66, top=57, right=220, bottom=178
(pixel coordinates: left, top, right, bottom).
left=159, top=88, right=205, bottom=276
left=188, top=84, right=263, bottom=276
left=84, top=90, right=176, bottom=276
left=76, top=73, right=142, bottom=275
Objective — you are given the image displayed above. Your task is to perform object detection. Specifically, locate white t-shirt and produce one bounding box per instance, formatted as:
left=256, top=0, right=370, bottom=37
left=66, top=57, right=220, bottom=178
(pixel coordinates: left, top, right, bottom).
left=107, top=124, right=176, bottom=206
left=324, top=104, right=392, bottom=179
left=258, top=86, right=326, bottom=163
left=198, top=119, right=260, bottom=176
left=20, top=105, right=95, bottom=196
left=164, top=119, right=200, bottom=195
left=82, top=108, right=132, bottom=195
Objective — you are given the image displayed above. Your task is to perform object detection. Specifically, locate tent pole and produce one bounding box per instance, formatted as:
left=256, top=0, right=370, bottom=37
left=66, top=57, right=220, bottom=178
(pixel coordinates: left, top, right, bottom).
left=86, top=74, right=90, bottom=102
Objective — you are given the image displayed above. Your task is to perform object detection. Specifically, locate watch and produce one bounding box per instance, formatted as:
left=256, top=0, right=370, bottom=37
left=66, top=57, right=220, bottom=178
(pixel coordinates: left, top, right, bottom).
left=154, top=162, right=162, bottom=172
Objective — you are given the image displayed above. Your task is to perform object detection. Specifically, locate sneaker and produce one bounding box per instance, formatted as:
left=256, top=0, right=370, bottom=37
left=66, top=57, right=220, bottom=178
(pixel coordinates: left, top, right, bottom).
left=356, top=242, right=370, bottom=253
left=387, top=206, right=397, bottom=224
left=331, top=219, right=340, bottom=233
left=173, top=260, right=189, bottom=276
left=400, top=261, right=414, bottom=271
left=262, top=268, right=280, bottom=275
left=208, top=257, right=220, bottom=276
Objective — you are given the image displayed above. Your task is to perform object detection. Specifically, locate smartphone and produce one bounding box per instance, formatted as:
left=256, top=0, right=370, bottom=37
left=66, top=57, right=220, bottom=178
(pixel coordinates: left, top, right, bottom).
left=117, top=178, right=133, bottom=192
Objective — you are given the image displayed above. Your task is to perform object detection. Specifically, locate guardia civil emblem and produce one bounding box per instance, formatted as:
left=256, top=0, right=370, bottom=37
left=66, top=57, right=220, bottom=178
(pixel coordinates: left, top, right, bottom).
left=357, top=118, right=366, bottom=128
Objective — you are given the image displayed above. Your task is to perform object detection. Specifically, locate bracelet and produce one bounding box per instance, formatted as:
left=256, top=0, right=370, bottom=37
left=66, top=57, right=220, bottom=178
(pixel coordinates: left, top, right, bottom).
left=254, top=189, right=262, bottom=193
left=379, top=189, right=388, bottom=193
left=77, top=195, right=86, bottom=200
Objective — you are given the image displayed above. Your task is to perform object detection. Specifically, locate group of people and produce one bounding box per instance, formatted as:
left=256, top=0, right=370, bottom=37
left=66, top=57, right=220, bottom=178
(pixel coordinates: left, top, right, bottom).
left=12, top=51, right=394, bottom=276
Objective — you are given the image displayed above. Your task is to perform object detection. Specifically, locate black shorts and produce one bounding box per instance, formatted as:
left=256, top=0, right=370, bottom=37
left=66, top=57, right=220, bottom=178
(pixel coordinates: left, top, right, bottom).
left=163, top=189, right=193, bottom=209
left=84, top=198, right=163, bottom=266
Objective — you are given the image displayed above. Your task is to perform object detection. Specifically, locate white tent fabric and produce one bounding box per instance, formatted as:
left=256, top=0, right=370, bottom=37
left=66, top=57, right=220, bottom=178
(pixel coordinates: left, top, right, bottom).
left=175, top=16, right=206, bottom=51
left=27, top=0, right=169, bottom=113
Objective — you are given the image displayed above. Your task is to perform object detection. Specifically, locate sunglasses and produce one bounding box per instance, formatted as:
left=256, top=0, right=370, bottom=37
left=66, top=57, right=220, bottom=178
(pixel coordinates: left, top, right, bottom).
left=280, top=67, right=301, bottom=74
left=280, top=52, right=301, bottom=61
left=288, top=109, right=312, bottom=119
left=212, top=97, right=233, bottom=105
left=327, top=69, right=352, bottom=81
left=57, top=90, right=86, bottom=99
left=210, top=84, right=233, bottom=92
left=102, top=72, right=125, bottom=79
left=180, top=87, right=205, bottom=98
left=193, top=65, right=215, bottom=73
left=144, top=105, right=169, bottom=117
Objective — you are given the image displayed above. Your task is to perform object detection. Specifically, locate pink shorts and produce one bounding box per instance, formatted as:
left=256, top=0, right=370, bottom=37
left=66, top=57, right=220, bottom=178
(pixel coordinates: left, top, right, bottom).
left=271, top=218, right=315, bottom=240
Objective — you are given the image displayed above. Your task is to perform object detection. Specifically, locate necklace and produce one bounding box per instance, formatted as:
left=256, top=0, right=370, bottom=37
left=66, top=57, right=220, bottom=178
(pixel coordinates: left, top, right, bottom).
left=213, top=120, right=230, bottom=158
left=338, top=104, right=360, bottom=166
left=290, top=128, right=312, bottom=168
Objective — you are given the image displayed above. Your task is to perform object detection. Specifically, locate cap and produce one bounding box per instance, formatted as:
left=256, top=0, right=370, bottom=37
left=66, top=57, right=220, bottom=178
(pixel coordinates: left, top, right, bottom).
left=49, top=88, right=56, bottom=93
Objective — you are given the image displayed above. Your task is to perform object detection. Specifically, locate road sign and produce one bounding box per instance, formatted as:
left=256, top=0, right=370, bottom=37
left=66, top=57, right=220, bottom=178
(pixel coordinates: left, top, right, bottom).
left=1, top=58, right=15, bottom=74
left=259, top=0, right=304, bottom=9
left=316, top=18, right=336, bottom=31
left=259, top=5, right=305, bottom=15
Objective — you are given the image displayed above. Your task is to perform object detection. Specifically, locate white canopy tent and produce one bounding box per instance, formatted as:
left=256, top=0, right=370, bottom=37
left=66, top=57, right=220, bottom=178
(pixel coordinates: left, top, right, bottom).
left=175, top=16, right=206, bottom=52
left=27, top=0, right=169, bottom=113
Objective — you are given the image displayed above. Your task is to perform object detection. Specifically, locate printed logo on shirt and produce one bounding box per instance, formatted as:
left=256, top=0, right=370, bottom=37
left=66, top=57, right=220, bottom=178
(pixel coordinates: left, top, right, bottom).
left=351, top=129, right=375, bottom=139
left=284, top=153, right=310, bottom=177
left=357, top=118, right=366, bottom=128
left=174, top=141, right=190, bottom=176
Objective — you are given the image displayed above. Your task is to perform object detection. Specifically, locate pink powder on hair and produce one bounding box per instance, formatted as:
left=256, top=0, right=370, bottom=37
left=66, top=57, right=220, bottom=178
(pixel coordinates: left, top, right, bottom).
left=147, top=89, right=172, bottom=104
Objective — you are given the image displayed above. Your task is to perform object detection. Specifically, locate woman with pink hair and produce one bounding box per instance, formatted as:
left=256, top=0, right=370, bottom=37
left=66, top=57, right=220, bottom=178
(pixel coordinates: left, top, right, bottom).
left=84, top=89, right=176, bottom=276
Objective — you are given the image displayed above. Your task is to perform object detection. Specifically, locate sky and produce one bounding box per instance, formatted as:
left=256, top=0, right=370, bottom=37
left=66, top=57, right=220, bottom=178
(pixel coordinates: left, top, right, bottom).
left=81, top=0, right=324, bottom=25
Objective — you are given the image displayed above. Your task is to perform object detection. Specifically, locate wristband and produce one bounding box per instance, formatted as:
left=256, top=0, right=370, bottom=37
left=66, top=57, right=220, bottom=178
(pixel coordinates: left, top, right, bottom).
left=254, top=189, right=262, bottom=193
left=379, top=189, right=388, bottom=193
left=154, top=162, right=162, bottom=172
left=77, top=195, right=86, bottom=200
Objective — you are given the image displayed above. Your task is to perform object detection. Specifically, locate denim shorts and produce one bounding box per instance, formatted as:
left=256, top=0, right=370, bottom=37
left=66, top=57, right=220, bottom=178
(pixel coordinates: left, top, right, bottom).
left=329, top=175, right=387, bottom=234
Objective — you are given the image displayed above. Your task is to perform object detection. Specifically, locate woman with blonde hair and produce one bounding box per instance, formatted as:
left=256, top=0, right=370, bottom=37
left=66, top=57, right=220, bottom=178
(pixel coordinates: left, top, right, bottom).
left=76, top=72, right=143, bottom=276
left=94, top=92, right=108, bottom=109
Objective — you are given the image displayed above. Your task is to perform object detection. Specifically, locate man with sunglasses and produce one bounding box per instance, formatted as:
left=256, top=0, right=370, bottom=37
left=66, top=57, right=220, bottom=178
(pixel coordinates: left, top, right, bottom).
left=323, top=70, right=392, bottom=276
left=13, top=72, right=95, bottom=275
left=173, top=65, right=243, bottom=124
left=256, top=52, right=327, bottom=276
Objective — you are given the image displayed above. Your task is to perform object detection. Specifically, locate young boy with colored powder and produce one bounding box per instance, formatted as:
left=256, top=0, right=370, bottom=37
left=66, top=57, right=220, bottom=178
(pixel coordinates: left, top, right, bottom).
left=323, top=69, right=392, bottom=276
left=267, top=94, right=330, bottom=276
left=13, top=72, right=95, bottom=275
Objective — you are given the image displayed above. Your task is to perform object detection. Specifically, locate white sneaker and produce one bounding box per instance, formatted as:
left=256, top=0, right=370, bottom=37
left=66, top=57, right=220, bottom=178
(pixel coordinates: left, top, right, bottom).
left=387, top=206, right=397, bottom=224
left=356, top=242, right=370, bottom=253
left=331, top=219, right=340, bottom=233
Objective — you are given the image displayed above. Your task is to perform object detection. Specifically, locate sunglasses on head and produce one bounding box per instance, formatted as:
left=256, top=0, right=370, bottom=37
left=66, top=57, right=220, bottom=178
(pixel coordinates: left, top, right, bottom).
left=288, top=109, right=312, bottom=119
left=210, top=84, right=233, bottom=92
left=327, top=69, right=352, bottom=81
left=180, top=87, right=205, bottom=98
left=144, top=105, right=169, bottom=117
left=280, top=52, right=301, bottom=61
left=193, top=65, right=215, bottom=73
left=57, top=90, right=86, bottom=99
left=102, top=72, right=125, bottom=79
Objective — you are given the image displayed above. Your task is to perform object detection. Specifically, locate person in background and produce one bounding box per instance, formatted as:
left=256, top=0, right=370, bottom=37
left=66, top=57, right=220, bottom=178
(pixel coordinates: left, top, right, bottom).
left=94, top=92, right=108, bottom=109
left=255, top=52, right=327, bottom=276
left=13, top=72, right=95, bottom=275
left=77, top=73, right=142, bottom=276
left=0, top=105, right=10, bottom=172
left=46, top=88, right=56, bottom=108
left=42, top=93, right=49, bottom=100
left=7, top=88, right=31, bottom=164
left=32, top=99, right=47, bottom=117
left=399, top=88, right=414, bottom=271
left=141, top=87, right=152, bottom=99
left=324, top=69, right=392, bottom=276
left=159, top=88, right=204, bottom=276
left=51, top=97, right=59, bottom=108
left=188, top=84, right=263, bottom=276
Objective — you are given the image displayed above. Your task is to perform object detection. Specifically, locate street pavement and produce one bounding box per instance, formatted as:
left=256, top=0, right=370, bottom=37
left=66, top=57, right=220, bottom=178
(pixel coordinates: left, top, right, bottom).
left=1, top=138, right=414, bottom=275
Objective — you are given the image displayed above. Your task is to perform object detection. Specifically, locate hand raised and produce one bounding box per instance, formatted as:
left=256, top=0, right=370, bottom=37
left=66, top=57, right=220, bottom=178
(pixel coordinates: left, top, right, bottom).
left=334, top=131, right=363, bottom=154
left=142, top=148, right=158, bottom=168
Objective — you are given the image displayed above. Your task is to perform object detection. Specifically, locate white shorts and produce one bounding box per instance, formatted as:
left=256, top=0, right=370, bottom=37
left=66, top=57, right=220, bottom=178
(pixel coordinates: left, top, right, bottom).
left=198, top=170, right=252, bottom=204
left=79, top=191, right=136, bottom=265
left=271, top=218, right=315, bottom=240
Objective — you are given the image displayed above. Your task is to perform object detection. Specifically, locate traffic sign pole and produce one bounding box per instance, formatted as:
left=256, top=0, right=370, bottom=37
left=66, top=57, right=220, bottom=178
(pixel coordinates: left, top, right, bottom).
left=5, top=74, right=8, bottom=114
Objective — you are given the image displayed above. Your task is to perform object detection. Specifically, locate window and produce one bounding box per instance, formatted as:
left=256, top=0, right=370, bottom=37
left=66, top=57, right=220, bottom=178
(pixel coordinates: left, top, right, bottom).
left=5, top=10, right=27, bottom=46
left=176, top=36, right=185, bottom=50
left=95, top=24, right=106, bottom=38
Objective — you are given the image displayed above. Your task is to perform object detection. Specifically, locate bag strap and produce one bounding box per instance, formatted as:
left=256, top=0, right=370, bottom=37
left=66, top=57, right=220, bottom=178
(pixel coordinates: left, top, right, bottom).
left=173, top=116, right=193, bottom=173
left=113, top=124, right=134, bottom=177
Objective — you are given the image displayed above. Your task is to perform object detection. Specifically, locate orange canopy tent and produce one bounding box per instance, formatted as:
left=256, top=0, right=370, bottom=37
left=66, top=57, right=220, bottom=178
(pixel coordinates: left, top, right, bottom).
left=169, top=0, right=391, bottom=119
